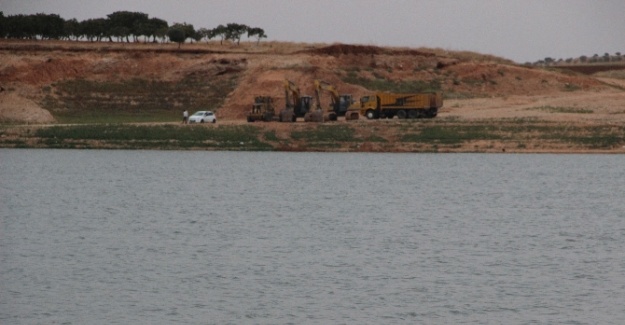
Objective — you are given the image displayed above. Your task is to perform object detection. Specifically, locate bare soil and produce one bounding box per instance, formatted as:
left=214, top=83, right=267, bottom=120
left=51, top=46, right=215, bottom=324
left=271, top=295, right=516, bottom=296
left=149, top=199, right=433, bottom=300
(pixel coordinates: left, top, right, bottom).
left=1, top=39, right=624, bottom=153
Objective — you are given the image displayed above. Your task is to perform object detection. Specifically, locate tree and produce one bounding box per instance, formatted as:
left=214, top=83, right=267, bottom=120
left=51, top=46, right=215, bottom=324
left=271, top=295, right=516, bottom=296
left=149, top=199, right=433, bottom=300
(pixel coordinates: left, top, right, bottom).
left=0, top=12, right=10, bottom=39
left=182, top=23, right=197, bottom=43
left=167, top=27, right=185, bottom=48
left=107, top=11, right=148, bottom=42
left=171, top=23, right=191, bottom=42
left=109, top=26, right=130, bottom=42
left=0, top=13, right=65, bottom=40
left=212, top=24, right=227, bottom=45
left=592, top=54, right=599, bottom=62
left=197, top=28, right=214, bottom=43
left=33, top=13, right=65, bottom=39
left=154, top=25, right=169, bottom=43
left=64, top=18, right=80, bottom=40
left=4, top=14, right=35, bottom=39
left=0, top=12, right=5, bottom=38
left=191, top=31, right=202, bottom=43
left=170, top=22, right=196, bottom=43
left=225, top=23, right=248, bottom=45
left=247, top=27, right=267, bottom=45
left=144, top=17, right=168, bottom=43
left=80, top=18, right=108, bottom=42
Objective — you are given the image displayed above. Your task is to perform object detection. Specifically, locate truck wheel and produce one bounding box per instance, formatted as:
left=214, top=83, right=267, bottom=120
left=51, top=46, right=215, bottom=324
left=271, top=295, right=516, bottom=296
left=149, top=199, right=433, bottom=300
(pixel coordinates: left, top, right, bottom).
left=366, top=110, right=376, bottom=119
left=408, top=110, right=418, bottom=119
left=397, top=110, right=407, bottom=119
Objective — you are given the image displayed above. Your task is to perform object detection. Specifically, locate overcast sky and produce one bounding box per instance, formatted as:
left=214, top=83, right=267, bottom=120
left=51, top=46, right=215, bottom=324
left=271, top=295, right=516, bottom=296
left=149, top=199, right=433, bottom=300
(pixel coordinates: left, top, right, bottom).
left=2, top=0, right=624, bottom=63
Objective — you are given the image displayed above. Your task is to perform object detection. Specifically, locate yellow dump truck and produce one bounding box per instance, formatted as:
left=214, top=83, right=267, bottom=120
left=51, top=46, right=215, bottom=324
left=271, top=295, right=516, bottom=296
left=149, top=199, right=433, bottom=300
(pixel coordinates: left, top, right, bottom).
left=353, top=92, right=443, bottom=119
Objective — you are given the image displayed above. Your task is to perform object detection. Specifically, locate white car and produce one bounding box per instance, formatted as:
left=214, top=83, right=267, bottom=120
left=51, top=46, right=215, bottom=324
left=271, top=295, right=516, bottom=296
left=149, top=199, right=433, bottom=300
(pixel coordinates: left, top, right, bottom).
left=188, top=111, right=217, bottom=123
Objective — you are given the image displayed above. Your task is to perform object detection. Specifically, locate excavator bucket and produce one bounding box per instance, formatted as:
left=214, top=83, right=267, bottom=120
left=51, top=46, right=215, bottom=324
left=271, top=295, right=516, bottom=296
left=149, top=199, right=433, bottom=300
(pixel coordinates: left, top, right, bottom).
left=323, top=112, right=338, bottom=121
left=345, top=111, right=360, bottom=121
left=304, top=110, right=324, bottom=122
left=279, top=108, right=296, bottom=122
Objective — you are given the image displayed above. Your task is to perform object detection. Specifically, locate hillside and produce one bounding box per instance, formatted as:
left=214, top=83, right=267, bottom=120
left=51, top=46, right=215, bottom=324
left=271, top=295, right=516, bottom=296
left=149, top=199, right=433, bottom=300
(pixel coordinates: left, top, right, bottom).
left=1, top=39, right=624, bottom=153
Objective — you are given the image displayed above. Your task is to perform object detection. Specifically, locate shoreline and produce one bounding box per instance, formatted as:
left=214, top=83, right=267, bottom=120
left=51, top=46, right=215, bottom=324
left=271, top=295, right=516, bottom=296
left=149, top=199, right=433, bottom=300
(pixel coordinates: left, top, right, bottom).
left=2, top=120, right=624, bottom=154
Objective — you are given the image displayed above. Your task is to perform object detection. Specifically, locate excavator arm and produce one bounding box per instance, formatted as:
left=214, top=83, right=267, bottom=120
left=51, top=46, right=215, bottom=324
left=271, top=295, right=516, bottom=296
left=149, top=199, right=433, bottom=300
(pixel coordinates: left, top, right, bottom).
left=314, top=80, right=340, bottom=110
left=284, top=79, right=300, bottom=109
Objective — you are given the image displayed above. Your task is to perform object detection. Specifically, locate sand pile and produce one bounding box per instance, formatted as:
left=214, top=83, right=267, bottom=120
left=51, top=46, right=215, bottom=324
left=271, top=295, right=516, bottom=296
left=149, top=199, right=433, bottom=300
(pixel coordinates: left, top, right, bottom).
left=0, top=92, right=55, bottom=123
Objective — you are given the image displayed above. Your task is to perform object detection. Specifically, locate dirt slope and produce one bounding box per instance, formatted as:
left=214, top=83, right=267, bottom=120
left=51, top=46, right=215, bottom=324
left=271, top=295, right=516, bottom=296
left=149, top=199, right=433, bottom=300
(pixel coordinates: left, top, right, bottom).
left=0, top=39, right=623, bottom=125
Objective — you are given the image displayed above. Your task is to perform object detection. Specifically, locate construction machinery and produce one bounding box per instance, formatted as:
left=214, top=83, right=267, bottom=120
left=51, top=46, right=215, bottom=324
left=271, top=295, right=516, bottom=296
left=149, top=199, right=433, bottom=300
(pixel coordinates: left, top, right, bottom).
left=280, top=80, right=312, bottom=122
left=247, top=96, right=276, bottom=122
left=312, top=80, right=356, bottom=121
left=354, top=92, right=443, bottom=119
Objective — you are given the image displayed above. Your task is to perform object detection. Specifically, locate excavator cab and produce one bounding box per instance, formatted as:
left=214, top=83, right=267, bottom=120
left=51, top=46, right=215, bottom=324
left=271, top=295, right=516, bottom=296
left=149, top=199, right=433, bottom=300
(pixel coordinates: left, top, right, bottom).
left=336, top=94, right=354, bottom=115
left=298, top=96, right=313, bottom=116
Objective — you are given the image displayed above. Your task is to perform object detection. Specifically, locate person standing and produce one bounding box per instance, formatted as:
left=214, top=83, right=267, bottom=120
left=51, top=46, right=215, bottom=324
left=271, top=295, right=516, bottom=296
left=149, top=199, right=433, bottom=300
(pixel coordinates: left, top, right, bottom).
left=182, top=110, right=189, bottom=124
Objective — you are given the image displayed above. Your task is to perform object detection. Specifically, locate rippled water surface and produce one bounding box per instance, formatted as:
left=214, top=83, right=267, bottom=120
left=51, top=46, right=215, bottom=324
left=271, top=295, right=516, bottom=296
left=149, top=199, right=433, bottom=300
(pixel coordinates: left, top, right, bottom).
left=1, top=149, right=625, bottom=324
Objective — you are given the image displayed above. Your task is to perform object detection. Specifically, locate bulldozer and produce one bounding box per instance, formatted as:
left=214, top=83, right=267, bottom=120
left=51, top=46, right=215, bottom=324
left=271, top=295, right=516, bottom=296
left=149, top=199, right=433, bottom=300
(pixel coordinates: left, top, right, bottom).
left=247, top=96, right=276, bottom=122
left=280, top=80, right=313, bottom=122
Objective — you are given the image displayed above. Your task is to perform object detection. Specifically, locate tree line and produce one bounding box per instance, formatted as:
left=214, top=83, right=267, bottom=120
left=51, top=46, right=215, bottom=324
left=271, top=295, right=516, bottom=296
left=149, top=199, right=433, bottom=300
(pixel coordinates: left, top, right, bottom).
left=0, top=11, right=267, bottom=47
left=529, top=52, right=623, bottom=66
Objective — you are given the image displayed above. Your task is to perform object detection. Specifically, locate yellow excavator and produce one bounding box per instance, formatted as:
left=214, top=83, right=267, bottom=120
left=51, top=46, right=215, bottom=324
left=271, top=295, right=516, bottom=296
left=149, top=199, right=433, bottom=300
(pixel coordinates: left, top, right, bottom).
left=280, top=80, right=313, bottom=122
left=313, top=80, right=359, bottom=121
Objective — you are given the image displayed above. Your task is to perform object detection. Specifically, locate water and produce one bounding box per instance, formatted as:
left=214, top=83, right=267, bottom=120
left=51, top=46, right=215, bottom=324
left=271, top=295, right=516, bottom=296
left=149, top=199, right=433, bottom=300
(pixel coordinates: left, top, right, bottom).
left=1, top=149, right=624, bottom=324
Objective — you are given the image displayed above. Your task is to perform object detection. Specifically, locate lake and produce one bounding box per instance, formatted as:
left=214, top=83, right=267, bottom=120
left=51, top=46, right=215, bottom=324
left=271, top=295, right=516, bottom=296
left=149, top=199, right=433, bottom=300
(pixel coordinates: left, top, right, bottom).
left=1, top=149, right=624, bottom=324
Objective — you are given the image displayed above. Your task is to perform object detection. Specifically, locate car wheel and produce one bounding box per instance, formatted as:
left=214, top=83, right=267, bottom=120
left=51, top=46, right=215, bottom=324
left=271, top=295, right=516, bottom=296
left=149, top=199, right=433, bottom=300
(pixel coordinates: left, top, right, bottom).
left=212, top=119, right=216, bottom=123
left=200, top=119, right=205, bottom=123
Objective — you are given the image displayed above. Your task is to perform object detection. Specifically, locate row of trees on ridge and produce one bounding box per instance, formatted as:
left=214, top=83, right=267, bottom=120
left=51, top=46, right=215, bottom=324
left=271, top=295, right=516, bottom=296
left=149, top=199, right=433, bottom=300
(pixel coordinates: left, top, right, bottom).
left=530, top=52, right=623, bottom=66
left=0, top=11, right=267, bottom=47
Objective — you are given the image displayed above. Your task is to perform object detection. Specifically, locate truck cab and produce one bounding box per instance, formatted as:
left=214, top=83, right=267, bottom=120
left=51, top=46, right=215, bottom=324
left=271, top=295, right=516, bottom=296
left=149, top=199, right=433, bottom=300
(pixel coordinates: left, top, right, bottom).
left=358, top=95, right=379, bottom=119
